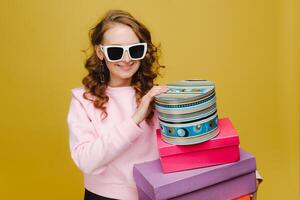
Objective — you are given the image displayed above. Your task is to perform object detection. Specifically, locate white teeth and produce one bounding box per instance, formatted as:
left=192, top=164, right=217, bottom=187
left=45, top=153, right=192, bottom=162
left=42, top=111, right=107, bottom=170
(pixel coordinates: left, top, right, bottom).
left=117, top=64, right=132, bottom=67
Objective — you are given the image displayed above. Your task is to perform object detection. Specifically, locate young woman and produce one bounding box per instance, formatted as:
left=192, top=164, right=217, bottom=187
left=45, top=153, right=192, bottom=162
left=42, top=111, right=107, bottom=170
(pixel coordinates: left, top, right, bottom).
left=67, top=10, right=168, bottom=200
left=67, top=9, right=262, bottom=200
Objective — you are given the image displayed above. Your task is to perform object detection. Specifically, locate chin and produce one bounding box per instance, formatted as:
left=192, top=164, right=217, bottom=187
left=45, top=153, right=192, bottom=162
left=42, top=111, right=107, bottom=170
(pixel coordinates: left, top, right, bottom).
left=117, top=71, right=137, bottom=80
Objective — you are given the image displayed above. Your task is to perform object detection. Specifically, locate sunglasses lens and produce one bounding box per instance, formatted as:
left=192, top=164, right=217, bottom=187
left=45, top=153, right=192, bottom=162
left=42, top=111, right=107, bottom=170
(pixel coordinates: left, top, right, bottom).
left=129, top=45, right=145, bottom=59
left=107, top=47, right=123, bottom=61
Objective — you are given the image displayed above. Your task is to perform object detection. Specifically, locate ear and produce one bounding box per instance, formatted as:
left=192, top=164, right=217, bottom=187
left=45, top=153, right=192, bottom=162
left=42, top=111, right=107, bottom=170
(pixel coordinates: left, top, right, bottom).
left=95, top=45, right=104, bottom=60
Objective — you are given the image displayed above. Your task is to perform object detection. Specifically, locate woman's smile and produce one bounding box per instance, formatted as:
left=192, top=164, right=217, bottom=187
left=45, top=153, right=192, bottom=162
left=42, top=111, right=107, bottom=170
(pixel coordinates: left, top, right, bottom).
left=116, top=63, right=134, bottom=71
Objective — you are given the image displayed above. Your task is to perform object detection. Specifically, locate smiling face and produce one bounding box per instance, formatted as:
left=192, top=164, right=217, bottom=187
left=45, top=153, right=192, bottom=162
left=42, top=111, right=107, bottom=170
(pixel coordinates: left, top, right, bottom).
left=95, top=23, right=142, bottom=87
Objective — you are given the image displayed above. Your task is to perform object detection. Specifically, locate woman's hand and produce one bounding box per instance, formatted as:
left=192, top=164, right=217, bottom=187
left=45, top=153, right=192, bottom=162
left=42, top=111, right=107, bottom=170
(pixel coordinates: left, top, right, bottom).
left=250, top=179, right=262, bottom=200
left=132, top=85, right=169, bottom=125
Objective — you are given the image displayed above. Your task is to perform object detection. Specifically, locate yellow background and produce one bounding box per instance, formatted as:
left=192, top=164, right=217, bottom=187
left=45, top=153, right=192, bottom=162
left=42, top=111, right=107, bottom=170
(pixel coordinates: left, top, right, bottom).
left=0, top=0, right=299, bottom=199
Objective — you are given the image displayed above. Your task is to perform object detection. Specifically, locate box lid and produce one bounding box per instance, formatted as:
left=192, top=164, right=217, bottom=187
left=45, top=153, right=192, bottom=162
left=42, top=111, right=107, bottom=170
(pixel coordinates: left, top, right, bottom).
left=155, top=80, right=215, bottom=103
left=133, top=148, right=256, bottom=200
left=157, top=118, right=239, bottom=157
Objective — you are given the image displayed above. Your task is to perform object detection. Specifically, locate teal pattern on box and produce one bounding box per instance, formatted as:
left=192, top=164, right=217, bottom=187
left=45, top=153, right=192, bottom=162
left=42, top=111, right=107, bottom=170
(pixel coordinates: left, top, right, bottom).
left=155, top=80, right=220, bottom=145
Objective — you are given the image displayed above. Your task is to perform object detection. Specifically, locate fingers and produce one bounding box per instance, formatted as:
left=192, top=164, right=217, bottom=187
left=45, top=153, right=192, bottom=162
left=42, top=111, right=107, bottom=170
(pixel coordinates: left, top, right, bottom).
left=250, top=193, right=257, bottom=200
left=142, top=86, right=168, bottom=105
left=133, top=85, right=169, bottom=125
left=147, top=85, right=169, bottom=98
left=140, top=85, right=168, bottom=110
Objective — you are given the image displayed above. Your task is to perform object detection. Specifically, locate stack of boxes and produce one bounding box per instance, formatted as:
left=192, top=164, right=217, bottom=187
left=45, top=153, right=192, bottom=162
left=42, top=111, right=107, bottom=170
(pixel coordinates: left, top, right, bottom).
left=133, top=80, right=257, bottom=200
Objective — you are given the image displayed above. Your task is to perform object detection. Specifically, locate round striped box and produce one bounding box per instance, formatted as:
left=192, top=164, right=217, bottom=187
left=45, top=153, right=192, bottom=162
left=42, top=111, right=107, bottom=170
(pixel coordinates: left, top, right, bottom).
left=155, top=80, right=220, bottom=145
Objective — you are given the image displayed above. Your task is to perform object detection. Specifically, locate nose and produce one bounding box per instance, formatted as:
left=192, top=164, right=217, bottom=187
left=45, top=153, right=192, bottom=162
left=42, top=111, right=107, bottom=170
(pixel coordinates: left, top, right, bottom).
left=122, top=50, right=131, bottom=62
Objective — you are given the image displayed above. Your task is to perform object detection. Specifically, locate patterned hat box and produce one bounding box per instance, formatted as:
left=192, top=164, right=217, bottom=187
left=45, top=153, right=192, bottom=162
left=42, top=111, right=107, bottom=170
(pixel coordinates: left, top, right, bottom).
left=155, top=80, right=219, bottom=145
left=133, top=149, right=257, bottom=200
left=157, top=118, right=240, bottom=173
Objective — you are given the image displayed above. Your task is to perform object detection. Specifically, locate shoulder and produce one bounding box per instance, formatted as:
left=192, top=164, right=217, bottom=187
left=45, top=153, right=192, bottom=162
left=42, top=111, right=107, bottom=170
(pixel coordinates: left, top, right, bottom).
left=71, top=86, right=85, bottom=98
left=70, top=86, right=96, bottom=104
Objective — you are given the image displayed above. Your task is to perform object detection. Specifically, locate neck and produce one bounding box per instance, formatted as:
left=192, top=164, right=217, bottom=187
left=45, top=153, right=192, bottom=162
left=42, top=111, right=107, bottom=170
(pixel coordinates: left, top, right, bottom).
left=108, top=77, right=132, bottom=87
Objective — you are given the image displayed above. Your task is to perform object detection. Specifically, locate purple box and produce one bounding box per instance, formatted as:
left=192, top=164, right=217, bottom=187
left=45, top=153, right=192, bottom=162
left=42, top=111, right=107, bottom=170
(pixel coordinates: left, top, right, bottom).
left=133, top=149, right=256, bottom=200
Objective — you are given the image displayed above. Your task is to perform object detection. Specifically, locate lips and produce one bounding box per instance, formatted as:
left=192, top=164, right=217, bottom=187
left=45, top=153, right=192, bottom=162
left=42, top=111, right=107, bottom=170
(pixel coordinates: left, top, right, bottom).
left=117, top=63, right=133, bottom=71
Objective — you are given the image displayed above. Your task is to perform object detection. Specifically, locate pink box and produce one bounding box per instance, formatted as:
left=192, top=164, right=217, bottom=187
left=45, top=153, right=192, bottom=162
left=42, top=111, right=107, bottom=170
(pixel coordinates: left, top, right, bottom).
left=157, top=118, right=240, bottom=173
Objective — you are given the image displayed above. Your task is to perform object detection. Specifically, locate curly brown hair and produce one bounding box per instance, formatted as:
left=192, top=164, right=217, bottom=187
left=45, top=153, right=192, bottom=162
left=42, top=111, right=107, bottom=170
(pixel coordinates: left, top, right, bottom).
left=82, top=10, right=164, bottom=122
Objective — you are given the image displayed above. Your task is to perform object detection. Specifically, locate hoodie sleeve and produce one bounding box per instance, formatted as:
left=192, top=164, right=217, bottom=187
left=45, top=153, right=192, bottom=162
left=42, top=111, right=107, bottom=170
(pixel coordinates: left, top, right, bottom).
left=67, top=90, right=144, bottom=175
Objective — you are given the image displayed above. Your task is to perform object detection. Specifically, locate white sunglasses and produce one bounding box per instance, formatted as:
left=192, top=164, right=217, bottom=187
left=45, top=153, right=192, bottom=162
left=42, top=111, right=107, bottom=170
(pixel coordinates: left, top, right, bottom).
left=100, top=42, right=147, bottom=62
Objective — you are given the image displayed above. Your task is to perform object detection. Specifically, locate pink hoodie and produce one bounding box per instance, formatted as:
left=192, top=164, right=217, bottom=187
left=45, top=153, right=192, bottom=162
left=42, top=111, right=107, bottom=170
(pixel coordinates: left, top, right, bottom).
left=67, top=86, right=159, bottom=200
